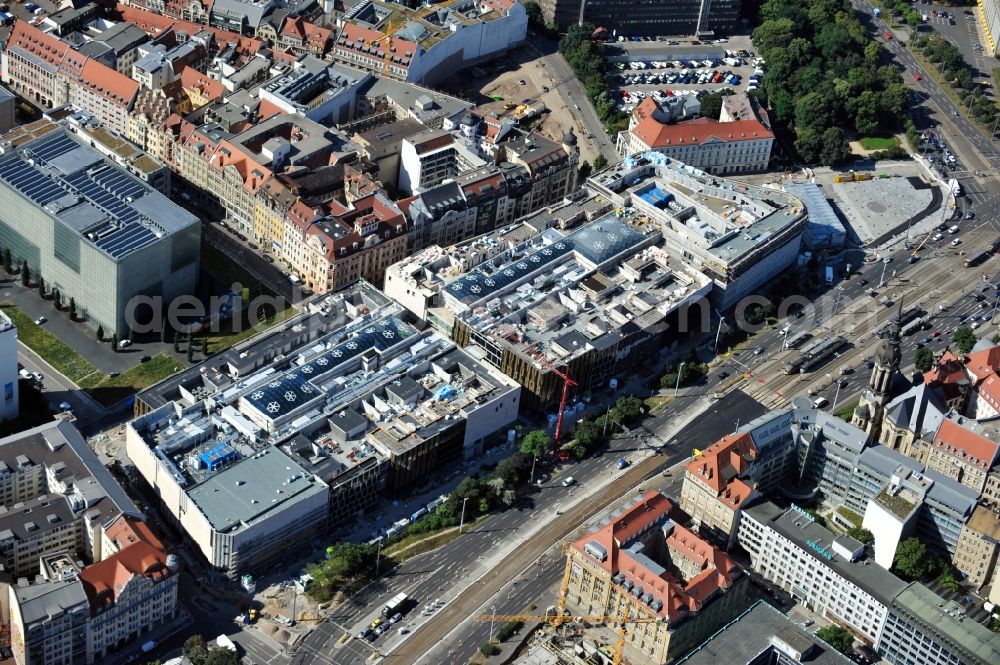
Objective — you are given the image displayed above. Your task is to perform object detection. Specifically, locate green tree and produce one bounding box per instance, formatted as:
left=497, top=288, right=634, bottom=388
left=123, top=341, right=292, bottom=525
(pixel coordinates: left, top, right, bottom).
left=480, top=642, right=501, bottom=656
left=915, top=347, right=935, bottom=372
left=188, top=341, right=195, bottom=362
left=577, top=160, right=592, bottom=182
left=522, top=0, right=543, bottom=27
left=183, top=635, right=208, bottom=664
left=593, top=154, right=608, bottom=170
left=52, top=289, right=61, bottom=310
left=128, top=326, right=135, bottom=343
left=68, top=297, right=76, bottom=320
left=699, top=89, right=736, bottom=120
left=819, top=127, right=851, bottom=166
left=111, top=332, right=119, bottom=353
left=952, top=325, right=977, bottom=353
left=892, top=537, right=930, bottom=580
left=847, top=526, right=874, bottom=546
left=614, top=395, right=643, bottom=422
left=752, top=18, right=797, bottom=53
left=574, top=420, right=600, bottom=451
left=202, top=336, right=210, bottom=355
left=96, top=324, right=104, bottom=341
left=204, top=650, right=240, bottom=665
left=520, top=430, right=551, bottom=458
left=816, top=624, right=855, bottom=655
left=2, top=248, right=11, bottom=273
left=37, top=276, right=45, bottom=297
left=20, top=261, right=29, bottom=287
left=854, top=90, right=879, bottom=136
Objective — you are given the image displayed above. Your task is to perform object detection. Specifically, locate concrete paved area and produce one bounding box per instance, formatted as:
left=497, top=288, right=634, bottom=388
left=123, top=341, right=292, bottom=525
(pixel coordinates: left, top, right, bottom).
left=826, top=174, right=938, bottom=245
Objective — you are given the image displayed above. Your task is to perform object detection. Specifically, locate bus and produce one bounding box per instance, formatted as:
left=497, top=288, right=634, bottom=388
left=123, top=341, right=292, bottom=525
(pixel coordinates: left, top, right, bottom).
left=382, top=593, right=408, bottom=618
left=784, top=331, right=812, bottom=350
left=876, top=307, right=921, bottom=338
left=965, top=251, right=991, bottom=268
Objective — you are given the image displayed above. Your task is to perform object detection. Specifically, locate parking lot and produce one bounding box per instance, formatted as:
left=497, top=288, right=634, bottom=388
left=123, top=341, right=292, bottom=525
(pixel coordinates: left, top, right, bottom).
left=919, top=3, right=997, bottom=88
left=610, top=50, right=762, bottom=115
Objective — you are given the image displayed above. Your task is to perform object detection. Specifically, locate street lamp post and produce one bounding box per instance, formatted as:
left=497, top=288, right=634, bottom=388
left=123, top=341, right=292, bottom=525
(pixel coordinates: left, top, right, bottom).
left=714, top=316, right=725, bottom=354
left=529, top=455, right=537, bottom=485
left=375, top=538, right=382, bottom=576
left=674, top=362, right=687, bottom=398
left=458, top=497, right=470, bottom=534
left=832, top=379, right=843, bottom=411
left=602, top=404, right=612, bottom=437
left=878, top=260, right=889, bottom=289
left=992, top=114, right=1000, bottom=141
left=489, top=605, right=497, bottom=645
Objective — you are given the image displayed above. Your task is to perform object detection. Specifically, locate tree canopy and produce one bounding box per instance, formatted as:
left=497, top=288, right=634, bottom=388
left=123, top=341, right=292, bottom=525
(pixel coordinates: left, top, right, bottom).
left=892, top=537, right=931, bottom=580
left=520, top=430, right=551, bottom=457
left=752, top=0, right=913, bottom=165
left=914, top=347, right=934, bottom=372
left=951, top=325, right=977, bottom=354
left=815, top=624, right=854, bottom=655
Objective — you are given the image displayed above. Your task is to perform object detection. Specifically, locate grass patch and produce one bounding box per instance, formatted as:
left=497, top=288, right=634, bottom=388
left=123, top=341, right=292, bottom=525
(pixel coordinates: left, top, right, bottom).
left=3, top=303, right=181, bottom=406
left=859, top=136, right=900, bottom=151
left=2, top=303, right=97, bottom=383
left=200, top=240, right=276, bottom=298
left=643, top=395, right=673, bottom=413
left=203, top=304, right=298, bottom=354
left=78, top=354, right=183, bottom=406
left=384, top=515, right=490, bottom=562
left=835, top=399, right=859, bottom=421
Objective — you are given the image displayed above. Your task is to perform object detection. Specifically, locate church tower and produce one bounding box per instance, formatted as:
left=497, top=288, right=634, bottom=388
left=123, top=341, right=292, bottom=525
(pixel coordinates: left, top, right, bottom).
left=852, top=305, right=902, bottom=439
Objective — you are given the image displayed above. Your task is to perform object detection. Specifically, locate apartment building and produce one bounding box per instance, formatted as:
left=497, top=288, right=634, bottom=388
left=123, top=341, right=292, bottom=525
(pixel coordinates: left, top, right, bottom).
left=399, top=129, right=460, bottom=195
left=952, top=505, right=1000, bottom=589
left=282, top=192, right=408, bottom=293
left=566, top=491, right=748, bottom=664
left=922, top=418, right=1000, bottom=494
left=738, top=500, right=908, bottom=645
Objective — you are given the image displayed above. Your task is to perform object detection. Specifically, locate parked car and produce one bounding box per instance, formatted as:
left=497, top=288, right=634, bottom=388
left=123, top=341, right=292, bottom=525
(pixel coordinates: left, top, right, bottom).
left=561, top=476, right=576, bottom=487
left=34, top=316, right=46, bottom=325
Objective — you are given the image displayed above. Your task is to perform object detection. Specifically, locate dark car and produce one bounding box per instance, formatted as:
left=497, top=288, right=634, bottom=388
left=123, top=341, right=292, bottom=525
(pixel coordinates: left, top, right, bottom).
left=264, top=255, right=275, bottom=263
left=139, top=355, right=152, bottom=363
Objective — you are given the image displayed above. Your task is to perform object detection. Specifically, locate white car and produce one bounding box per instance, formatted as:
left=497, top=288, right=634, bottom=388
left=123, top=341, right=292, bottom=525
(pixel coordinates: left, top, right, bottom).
left=561, top=476, right=576, bottom=487
left=933, top=233, right=944, bottom=241
left=950, top=238, right=961, bottom=246
left=34, top=316, right=46, bottom=325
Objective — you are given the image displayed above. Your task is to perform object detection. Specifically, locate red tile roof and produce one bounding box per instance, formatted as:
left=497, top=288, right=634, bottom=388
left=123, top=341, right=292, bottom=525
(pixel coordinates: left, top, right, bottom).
left=931, top=418, right=1000, bottom=470
left=179, top=66, right=224, bottom=103
left=685, top=432, right=756, bottom=494
left=965, top=346, right=1000, bottom=382
left=335, top=23, right=417, bottom=69
left=7, top=20, right=69, bottom=68
left=80, top=518, right=171, bottom=614
left=571, top=491, right=740, bottom=619
left=78, top=59, right=139, bottom=108
left=631, top=116, right=772, bottom=150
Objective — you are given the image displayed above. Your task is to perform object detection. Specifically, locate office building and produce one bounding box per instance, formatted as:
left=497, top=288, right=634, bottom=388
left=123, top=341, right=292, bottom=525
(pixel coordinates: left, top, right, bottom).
left=617, top=116, right=773, bottom=175
left=738, top=500, right=909, bottom=645
left=878, top=582, right=1000, bottom=665
left=127, top=282, right=520, bottom=576
left=537, top=0, right=741, bottom=37
left=566, top=491, right=748, bottom=664
left=0, top=309, right=17, bottom=421
left=258, top=57, right=369, bottom=126
left=399, top=129, right=460, bottom=194
left=0, top=120, right=199, bottom=335
left=587, top=152, right=805, bottom=309
left=980, top=0, right=1000, bottom=57
left=675, top=600, right=854, bottom=665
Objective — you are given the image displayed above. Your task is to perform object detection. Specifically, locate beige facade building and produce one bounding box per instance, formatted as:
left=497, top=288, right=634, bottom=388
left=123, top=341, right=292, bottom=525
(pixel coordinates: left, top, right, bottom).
left=565, top=491, right=747, bottom=664
left=952, top=505, right=1000, bottom=590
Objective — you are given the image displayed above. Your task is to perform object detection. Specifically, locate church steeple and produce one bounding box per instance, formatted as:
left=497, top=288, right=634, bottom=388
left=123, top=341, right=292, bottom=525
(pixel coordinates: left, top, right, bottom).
left=852, top=301, right=903, bottom=441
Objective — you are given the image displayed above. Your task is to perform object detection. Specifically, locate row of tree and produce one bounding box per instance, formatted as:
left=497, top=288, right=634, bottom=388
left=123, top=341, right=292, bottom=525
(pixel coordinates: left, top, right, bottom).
left=913, top=35, right=1000, bottom=129
left=752, top=0, right=913, bottom=164
left=557, top=23, right=626, bottom=132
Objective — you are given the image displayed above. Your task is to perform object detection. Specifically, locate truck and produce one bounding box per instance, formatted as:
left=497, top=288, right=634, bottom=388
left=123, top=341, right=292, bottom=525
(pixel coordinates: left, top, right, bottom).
left=873, top=7, right=881, bottom=17
left=216, top=635, right=238, bottom=653
left=949, top=178, right=962, bottom=197
left=382, top=592, right=408, bottom=618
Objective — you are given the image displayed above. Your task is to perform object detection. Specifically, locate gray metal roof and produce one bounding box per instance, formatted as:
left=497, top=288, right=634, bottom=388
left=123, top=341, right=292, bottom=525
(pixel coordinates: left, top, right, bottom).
left=445, top=216, right=645, bottom=305
left=676, top=600, right=854, bottom=664
left=889, top=583, right=1000, bottom=665
left=13, top=578, right=89, bottom=626
left=186, top=447, right=326, bottom=532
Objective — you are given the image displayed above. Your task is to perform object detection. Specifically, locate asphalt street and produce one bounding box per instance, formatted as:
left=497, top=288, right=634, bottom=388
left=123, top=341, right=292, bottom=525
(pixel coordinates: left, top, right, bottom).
left=523, top=32, right=621, bottom=166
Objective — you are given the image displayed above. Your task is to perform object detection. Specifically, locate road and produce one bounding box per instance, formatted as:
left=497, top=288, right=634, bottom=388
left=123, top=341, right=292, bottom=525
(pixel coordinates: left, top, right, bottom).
left=524, top=32, right=622, bottom=166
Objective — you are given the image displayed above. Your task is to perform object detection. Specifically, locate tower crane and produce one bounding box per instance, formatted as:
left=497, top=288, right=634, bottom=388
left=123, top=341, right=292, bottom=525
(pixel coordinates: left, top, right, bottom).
left=497, top=325, right=577, bottom=444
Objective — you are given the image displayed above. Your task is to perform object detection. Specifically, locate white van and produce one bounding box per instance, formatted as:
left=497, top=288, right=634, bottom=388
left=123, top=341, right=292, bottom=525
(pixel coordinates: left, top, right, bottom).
left=813, top=396, right=829, bottom=409
left=949, top=225, right=960, bottom=234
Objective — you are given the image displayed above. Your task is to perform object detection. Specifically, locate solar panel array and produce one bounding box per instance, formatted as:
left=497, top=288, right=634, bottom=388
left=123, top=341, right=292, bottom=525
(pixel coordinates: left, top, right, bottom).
left=0, top=130, right=163, bottom=260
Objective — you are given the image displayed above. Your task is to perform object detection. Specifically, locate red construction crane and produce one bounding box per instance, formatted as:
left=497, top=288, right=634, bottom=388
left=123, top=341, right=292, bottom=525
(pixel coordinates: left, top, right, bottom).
left=498, top=327, right=577, bottom=444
